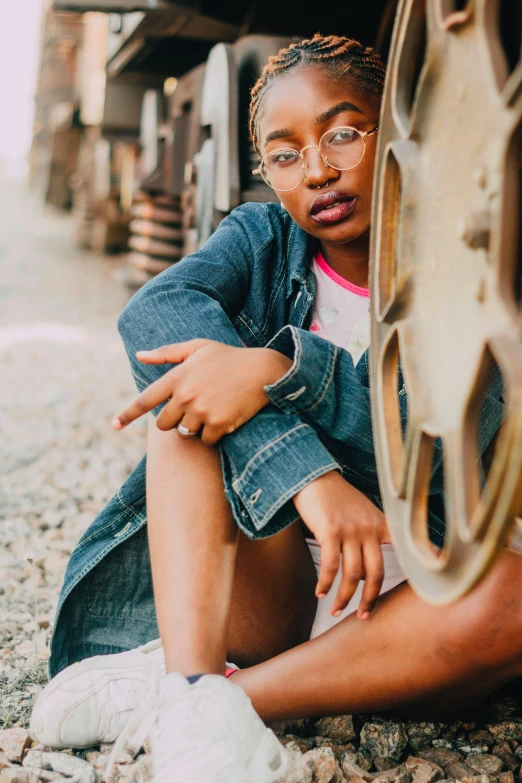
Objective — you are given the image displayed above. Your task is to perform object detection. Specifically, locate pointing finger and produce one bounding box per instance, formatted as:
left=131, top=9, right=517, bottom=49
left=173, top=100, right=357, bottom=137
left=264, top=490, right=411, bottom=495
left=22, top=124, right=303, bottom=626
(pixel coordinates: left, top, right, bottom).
left=112, top=371, right=177, bottom=429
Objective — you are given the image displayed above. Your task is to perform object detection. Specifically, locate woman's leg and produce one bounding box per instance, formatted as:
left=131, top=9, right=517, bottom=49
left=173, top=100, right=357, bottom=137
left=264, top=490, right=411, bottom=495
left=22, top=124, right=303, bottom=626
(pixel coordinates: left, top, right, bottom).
left=147, top=416, right=522, bottom=719
left=232, top=549, right=522, bottom=720
left=146, top=419, right=317, bottom=676
left=229, top=523, right=317, bottom=667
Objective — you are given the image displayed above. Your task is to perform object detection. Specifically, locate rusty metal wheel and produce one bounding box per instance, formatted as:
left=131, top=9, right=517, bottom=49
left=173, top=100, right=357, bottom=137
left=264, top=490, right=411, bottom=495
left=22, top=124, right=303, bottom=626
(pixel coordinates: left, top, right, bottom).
left=370, top=0, right=522, bottom=602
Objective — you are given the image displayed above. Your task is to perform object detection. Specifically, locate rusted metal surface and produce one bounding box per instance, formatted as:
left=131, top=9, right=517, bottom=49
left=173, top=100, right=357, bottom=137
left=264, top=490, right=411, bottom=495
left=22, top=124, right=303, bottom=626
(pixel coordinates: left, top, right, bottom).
left=126, top=194, right=183, bottom=284
left=370, top=0, right=522, bottom=602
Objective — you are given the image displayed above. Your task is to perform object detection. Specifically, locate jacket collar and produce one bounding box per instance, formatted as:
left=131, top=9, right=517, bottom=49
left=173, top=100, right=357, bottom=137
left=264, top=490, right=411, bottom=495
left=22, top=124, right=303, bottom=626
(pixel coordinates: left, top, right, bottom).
left=283, top=213, right=318, bottom=298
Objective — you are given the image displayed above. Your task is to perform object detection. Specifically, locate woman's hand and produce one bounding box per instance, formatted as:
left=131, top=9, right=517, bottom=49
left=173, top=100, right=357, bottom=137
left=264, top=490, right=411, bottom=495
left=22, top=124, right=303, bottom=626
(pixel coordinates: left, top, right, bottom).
left=293, top=471, right=392, bottom=620
left=111, top=339, right=292, bottom=444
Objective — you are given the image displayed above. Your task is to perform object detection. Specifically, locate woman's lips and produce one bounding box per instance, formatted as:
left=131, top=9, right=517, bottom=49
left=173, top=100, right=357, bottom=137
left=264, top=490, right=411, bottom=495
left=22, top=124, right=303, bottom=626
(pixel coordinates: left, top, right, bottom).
left=311, top=197, right=357, bottom=225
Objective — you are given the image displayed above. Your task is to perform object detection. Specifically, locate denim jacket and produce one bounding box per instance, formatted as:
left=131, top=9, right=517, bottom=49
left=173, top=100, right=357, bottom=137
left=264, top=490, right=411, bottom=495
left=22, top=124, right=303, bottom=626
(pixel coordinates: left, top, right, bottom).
left=49, top=203, right=504, bottom=677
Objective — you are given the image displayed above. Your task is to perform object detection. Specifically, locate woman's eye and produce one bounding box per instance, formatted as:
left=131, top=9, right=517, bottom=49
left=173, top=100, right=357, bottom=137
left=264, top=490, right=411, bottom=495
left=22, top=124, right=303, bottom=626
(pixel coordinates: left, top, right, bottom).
left=269, top=150, right=300, bottom=166
left=329, top=129, right=358, bottom=144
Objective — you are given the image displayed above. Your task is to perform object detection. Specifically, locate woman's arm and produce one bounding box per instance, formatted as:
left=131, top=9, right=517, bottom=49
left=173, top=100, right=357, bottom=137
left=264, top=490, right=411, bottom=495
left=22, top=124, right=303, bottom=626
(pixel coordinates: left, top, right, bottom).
left=117, top=206, right=340, bottom=536
left=264, top=325, right=505, bottom=487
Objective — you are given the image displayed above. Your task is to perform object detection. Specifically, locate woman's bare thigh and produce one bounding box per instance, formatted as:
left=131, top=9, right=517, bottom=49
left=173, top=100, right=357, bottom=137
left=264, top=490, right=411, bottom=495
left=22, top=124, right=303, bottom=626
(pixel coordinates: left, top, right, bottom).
left=227, top=521, right=318, bottom=667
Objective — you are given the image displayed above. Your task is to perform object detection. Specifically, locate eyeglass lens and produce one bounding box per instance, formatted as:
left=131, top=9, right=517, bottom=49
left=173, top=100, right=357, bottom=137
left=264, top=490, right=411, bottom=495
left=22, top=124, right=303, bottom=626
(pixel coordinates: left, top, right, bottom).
left=261, top=127, right=365, bottom=191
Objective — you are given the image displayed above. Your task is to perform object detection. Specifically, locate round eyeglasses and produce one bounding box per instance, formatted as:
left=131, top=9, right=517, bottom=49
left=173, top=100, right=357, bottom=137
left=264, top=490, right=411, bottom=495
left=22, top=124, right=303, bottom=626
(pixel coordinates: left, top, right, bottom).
left=252, top=125, right=379, bottom=193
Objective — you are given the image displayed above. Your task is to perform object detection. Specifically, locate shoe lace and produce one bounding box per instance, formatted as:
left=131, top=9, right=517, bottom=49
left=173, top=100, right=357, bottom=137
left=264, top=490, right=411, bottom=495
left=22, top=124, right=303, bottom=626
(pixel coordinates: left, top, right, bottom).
left=104, top=664, right=161, bottom=782
left=104, top=673, right=246, bottom=783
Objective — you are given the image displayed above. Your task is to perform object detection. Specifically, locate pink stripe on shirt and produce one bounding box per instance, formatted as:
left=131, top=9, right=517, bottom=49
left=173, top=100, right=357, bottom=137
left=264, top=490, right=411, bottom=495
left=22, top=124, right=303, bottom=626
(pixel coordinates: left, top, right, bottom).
left=315, top=251, right=370, bottom=298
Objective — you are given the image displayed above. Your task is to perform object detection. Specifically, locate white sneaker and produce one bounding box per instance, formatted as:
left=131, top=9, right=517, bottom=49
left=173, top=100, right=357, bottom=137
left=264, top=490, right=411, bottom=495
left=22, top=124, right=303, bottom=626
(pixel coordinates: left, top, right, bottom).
left=30, top=639, right=166, bottom=749
left=108, top=672, right=290, bottom=783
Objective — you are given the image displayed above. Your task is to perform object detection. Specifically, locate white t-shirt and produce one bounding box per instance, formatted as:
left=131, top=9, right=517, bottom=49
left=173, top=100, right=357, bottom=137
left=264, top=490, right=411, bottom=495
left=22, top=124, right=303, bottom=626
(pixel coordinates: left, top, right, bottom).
left=310, top=251, right=370, bottom=366
left=307, top=251, right=404, bottom=637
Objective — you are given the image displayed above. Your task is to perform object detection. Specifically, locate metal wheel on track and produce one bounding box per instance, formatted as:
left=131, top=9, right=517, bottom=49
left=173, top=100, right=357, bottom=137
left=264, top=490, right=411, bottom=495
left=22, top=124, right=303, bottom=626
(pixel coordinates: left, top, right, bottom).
left=370, top=0, right=522, bottom=603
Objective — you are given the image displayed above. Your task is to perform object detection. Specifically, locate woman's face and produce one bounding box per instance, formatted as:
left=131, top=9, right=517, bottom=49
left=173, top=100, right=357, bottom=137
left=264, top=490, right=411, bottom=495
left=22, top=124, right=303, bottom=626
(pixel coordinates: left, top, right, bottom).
left=256, top=65, right=381, bottom=246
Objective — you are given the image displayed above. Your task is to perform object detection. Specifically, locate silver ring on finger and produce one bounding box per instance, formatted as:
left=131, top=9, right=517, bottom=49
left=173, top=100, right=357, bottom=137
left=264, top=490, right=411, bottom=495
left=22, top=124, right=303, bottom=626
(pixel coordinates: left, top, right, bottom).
left=177, top=423, right=197, bottom=438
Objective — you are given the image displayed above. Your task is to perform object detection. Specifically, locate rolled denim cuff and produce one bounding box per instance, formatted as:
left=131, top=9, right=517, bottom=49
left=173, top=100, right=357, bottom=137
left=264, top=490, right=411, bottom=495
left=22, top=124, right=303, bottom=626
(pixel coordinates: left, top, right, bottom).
left=220, top=420, right=339, bottom=537
left=264, top=325, right=339, bottom=414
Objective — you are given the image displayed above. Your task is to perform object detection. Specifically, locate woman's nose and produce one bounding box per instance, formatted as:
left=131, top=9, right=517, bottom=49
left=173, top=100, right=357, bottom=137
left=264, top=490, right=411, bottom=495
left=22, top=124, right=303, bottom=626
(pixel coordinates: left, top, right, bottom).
left=303, top=147, right=339, bottom=188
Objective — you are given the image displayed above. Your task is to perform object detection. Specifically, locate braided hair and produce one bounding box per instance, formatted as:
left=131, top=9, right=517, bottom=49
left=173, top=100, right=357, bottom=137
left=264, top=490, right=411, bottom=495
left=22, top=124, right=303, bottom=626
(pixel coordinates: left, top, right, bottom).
left=249, top=33, right=386, bottom=155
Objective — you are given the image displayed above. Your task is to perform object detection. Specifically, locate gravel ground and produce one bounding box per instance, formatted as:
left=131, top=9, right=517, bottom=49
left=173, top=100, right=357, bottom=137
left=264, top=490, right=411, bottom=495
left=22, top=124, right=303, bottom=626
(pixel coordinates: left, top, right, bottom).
left=1, top=175, right=522, bottom=783
left=0, top=174, right=146, bottom=727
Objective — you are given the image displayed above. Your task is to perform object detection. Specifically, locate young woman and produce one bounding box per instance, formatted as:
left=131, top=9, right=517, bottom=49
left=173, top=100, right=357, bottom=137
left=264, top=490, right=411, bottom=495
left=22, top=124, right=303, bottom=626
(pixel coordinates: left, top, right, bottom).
left=31, top=34, right=518, bottom=783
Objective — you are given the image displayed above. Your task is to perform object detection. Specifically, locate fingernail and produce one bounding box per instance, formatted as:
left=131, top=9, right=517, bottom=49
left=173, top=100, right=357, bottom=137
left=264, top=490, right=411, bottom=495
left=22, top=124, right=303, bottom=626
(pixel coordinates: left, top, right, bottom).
left=316, top=592, right=326, bottom=599
left=359, top=611, right=370, bottom=620
left=111, top=417, right=122, bottom=430
left=332, top=609, right=342, bottom=617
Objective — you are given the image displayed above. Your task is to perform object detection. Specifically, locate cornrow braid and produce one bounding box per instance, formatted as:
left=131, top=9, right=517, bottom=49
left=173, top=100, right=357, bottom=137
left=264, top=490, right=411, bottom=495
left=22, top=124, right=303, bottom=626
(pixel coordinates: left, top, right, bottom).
left=249, top=33, right=386, bottom=156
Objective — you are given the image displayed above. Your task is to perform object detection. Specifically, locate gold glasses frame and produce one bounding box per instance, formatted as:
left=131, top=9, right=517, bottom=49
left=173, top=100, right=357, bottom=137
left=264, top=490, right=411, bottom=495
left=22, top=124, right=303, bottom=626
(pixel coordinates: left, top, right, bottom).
left=252, top=124, right=380, bottom=192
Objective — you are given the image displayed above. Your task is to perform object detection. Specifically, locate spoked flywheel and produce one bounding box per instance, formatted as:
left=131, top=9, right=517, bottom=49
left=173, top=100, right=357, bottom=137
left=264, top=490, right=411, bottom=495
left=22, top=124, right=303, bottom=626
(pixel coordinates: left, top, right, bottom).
left=370, top=0, right=522, bottom=602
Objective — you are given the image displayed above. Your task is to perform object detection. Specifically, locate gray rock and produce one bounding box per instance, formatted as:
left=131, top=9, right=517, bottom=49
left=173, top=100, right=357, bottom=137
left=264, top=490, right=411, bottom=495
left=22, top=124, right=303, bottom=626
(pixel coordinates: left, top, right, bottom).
left=443, top=761, right=476, bottom=779
left=91, top=753, right=111, bottom=777
left=466, top=753, right=504, bottom=776
left=340, top=754, right=375, bottom=782
left=460, top=777, right=498, bottom=783
left=0, top=731, right=32, bottom=764
left=360, top=722, right=408, bottom=762
left=405, top=757, right=443, bottom=782
left=416, top=749, right=463, bottom=769
left=413, top=766, right=442, bottom=783
left=279, top=745, right=315, bottom=783
left=456, top=745, right=489, bottom=756
left=439, top=723, right=462, bottom=741
left=371, top=766, right=408, bottom=783
left=281, top=736, right=316, bottom=754
left=467, top=731, right=495, bottom=749
left=406, top=724, right=443, bottom=752
left=340, top=751, right=372, bottom=773
left=432, top=741, right=456, bottom=751
left=313, top=738, right=354, bottom=762
left=487, top=722, right=522, bottom=744
left=302, top=747, right=343, bottom=783
left=374, top=759, right=399, bottom=772
left=0, top=756, right=12, bottom=774
left=269, top=720, right=313, bottom=738
left=313, top=716, right=356, bottom=743
left=23, top=750, right=95, bottom=783
left=491, top=742, right=518, bottom=772
left=373, top=773, right=410, bottom=783
left=0, top=771, right=41, bottom=783
left=112, top=754, right=153, bottom=783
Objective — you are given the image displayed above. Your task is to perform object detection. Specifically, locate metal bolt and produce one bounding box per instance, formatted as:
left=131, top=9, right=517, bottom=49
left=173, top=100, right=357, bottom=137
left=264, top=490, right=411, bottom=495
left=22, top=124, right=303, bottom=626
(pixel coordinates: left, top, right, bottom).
left=473, top=166, right=487, bottom=188
left=457, top=210, right=490, bottom=250
left=475, top=278, right=486, bottom=302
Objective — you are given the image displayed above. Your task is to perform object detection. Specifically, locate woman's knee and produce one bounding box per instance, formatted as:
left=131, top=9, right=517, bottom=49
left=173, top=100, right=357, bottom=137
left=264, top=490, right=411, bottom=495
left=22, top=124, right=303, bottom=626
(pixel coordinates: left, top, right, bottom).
left=442, top=550, right=522, bottom=669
